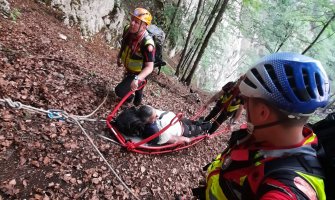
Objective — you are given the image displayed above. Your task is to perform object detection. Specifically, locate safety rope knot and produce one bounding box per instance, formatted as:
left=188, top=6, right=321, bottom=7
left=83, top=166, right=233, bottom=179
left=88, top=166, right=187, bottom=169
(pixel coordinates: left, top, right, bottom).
left=4, top=98, right=22, bottom=109
left=126, top=141, right=136, bottom=150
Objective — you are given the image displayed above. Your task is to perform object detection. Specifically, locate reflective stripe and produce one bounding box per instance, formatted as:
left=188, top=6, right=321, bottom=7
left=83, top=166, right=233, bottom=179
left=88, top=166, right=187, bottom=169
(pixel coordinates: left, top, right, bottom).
left=240, top=175, right=247, bottom=186
left=296, top=172, right=326, bottom=200
left=205, top=131, right=323, bottom=199
left=303, top=133, right=316, bottom=145
left=206, top=169, right=228, bottom=200
left=227, top=104, right=240, bottom=112
left=220, top=95, right=232, bottom=104
left=120, top=46, right=143, bottom=72
left=120, top=30, right=155, bottom=73
left=220, top=94, right=241, bottom=112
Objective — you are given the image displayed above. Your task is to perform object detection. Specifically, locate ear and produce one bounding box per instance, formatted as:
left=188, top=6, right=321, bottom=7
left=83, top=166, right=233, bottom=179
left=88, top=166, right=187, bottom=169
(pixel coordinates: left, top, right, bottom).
left=258, top=103, right=271, bottom=122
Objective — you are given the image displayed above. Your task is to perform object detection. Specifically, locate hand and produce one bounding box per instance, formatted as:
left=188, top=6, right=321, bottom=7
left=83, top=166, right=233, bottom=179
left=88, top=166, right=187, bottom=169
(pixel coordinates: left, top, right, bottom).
left=183, top=137, right=191, bottom=144
left=130, top=79, right=139, bottom=91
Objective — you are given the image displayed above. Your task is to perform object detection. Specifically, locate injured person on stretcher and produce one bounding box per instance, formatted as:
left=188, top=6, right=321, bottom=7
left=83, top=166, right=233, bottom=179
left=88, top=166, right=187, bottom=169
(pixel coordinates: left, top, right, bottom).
left=113, top=105, right=212, bottom=145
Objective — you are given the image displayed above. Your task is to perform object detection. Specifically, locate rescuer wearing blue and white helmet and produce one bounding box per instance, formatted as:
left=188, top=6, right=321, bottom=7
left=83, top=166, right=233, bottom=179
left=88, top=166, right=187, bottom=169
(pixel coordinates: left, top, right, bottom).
left=201, top=52, right=330, bottom=200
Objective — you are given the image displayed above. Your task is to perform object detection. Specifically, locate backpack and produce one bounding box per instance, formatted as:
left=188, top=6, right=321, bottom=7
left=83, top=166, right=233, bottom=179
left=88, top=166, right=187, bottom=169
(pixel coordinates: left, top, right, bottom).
left=193, top=113, right=335, bottom=199
left=309, top=112, right=335, bottom=199
left=147, top=24, right=166, bottom=74
left=263, top=112, right=335, bottom=199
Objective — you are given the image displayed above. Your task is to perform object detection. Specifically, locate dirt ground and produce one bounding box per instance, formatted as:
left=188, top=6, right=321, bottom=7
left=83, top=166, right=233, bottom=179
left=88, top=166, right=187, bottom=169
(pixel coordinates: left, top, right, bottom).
left=0, top=1, right=242, bottom=199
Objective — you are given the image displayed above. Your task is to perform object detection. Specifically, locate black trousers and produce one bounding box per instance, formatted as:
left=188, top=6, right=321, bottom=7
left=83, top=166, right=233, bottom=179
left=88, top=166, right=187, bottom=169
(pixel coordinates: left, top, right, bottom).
left=115, top=74, right=144, bottom=105
left=181, top=118, right=211, bottom=137
left=204, top=102, right=234, bottom=133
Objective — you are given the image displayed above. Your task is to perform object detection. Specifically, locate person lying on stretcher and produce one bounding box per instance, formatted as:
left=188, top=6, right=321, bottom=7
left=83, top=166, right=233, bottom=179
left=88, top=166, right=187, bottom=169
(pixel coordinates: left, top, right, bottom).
left=114, top=105, right=212, bottom=145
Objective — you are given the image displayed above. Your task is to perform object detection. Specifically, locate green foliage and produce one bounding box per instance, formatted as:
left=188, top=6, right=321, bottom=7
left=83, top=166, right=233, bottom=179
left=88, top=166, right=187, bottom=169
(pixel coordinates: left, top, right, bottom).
left=10, top=8, right=21, bottom=22
left=162, top=3, right=184, bottom=47
left=160, top=64, right=175, bottom=76
left=192, top=0, right=335, bottom=91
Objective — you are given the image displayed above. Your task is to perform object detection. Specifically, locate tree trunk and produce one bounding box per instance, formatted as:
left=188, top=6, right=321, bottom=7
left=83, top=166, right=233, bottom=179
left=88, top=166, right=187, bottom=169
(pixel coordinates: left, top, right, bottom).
left=175, top=0, right=203, bottom=76
left=179, top=0, right=221, bottom=76
left=204, top=0, right=221, bottom=27
left=185, top=0, right=230, bottom=86
left=181, top=40, right=202, bottom=82
left=180, top=0, right=222, bottom=79
left=302, top=14, right=335, bottom=55
left=165, top=0, right=183, bottom=41
left=180, top=37, right=201, bottom=73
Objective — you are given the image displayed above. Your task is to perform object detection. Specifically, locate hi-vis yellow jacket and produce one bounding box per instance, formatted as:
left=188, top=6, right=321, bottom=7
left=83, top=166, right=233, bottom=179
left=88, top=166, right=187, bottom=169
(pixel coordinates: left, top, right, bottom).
left=120, top=26, right=155, bottom=73
left=205, top=128, right=326, bottom=200
left=219, top=93, right=242, bottom=113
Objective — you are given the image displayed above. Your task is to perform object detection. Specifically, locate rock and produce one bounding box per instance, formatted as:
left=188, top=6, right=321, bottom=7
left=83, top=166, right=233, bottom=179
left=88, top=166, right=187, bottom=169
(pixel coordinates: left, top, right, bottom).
left=140, top=166, right=146, bottom=173
left=51, top=0, right=116, bottom=36
left=58, top=33, right=67, bottom=40
left=0, top=0, right=10, bottom=17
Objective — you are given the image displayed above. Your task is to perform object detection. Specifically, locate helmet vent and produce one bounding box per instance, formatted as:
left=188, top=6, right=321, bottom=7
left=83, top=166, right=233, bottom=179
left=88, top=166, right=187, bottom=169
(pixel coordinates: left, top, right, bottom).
left=244, top=77, right=257, bottom=89
left=264, top=64, right=292, bottom=103
left=302, top=68, right=316, bottom=99
left=315, top=73, right=324, bottom=96
left=285, top=65, right=311, bottom=101
left=251, top=68, right=271, bottom=93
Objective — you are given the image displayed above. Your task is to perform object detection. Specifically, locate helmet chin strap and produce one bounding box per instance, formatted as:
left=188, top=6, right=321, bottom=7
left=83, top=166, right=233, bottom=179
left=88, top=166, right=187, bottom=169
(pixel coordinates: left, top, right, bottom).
left=246, top=100, right=288, bottom=133
left=133, top=21, right=143, bottom=36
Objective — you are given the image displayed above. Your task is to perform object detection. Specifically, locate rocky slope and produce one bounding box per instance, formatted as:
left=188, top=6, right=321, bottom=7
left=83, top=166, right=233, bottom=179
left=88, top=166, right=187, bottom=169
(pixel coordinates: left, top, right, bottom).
left=0, top=1, right=240, bottom=199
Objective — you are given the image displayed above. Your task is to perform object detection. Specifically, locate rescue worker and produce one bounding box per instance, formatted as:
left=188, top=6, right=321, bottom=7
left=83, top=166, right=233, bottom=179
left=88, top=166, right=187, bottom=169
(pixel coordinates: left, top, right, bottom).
left=194, top=52, right=330, bottom=200
left=203, top=79, right=244, bottom=134
left=115, top=8, right=155, bottom=106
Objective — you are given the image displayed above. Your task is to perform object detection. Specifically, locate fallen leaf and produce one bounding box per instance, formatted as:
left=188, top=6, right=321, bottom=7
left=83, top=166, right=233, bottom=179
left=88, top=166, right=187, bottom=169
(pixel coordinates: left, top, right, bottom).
left=31, top=160, right=40, bottom=168
left=92, top=178, right=100, bottom=184
left=20, top=157, right=27, bottom=165
left=43, top=156, right=50, bottom=165
left=22, top=180, right=28, bottom=188
left=9, top=179, right=16, bottom=186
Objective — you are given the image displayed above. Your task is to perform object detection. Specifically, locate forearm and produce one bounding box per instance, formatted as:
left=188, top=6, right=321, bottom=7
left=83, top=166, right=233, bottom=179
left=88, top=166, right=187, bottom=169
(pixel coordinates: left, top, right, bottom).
left=167, top=135, right=190, bottom=144
left=138, top=62, right=154, bottom=80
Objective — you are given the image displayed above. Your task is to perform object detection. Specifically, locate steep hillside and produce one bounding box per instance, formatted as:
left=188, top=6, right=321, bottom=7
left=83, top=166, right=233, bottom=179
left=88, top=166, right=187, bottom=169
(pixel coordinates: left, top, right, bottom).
left=0, top=1, right=240, bottom=199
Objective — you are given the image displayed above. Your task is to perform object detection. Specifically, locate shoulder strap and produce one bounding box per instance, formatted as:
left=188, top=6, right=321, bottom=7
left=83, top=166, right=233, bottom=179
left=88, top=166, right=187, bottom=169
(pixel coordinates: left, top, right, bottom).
left=255, top=155, right=324, bottom=199
left=264, top=155, right=324, bottom=179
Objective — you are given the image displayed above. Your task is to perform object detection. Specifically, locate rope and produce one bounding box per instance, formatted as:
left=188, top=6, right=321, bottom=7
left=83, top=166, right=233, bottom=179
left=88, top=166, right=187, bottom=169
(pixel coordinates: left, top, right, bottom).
left=71, top=92, right=109, bottom=120
left=0, top=97, right=140, bottom=200
left=70, top=117, right=139, bottom=200
left=97, top=134, right=122, bottom=146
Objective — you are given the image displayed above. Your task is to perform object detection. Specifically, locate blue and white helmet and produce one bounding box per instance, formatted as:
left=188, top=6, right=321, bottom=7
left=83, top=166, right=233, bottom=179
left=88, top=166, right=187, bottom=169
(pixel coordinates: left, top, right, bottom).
left=239, top=52, right=330, bottom=116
